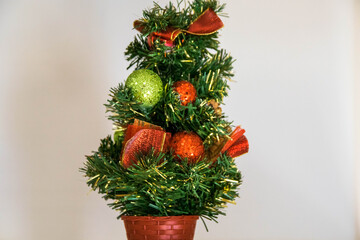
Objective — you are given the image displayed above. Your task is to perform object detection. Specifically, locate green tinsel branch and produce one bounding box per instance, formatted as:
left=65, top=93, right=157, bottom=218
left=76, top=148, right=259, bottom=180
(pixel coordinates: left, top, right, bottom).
left=80, top=136, right=242, bottom=221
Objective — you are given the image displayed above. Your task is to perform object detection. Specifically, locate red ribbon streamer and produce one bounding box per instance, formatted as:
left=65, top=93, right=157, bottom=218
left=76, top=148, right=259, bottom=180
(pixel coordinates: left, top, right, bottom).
left=134, top=8, right=224, bottom=47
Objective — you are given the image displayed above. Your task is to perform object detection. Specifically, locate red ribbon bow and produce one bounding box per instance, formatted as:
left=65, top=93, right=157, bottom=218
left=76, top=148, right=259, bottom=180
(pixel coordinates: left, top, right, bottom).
left=134, top=8, right=224, bottom=47
left=121, top=119, right=171, bottom=168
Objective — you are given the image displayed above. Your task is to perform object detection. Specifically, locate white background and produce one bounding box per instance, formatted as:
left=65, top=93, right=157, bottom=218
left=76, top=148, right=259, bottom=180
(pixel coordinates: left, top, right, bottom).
left=0, top=0, right=359, bottom=239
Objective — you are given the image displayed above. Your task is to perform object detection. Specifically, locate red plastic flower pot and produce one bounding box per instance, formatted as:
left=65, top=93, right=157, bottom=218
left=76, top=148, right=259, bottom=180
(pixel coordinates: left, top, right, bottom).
left=121, top=215, right=199, bottom=240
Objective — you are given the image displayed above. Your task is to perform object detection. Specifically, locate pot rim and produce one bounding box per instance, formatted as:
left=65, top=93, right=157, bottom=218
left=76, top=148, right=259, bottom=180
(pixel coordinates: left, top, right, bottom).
left=121, top=215, right=199, bottom=221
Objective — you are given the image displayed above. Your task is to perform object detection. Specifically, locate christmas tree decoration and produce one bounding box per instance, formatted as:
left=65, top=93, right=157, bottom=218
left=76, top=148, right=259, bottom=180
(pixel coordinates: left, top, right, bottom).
left=208, top=99, right=222, bottom=116
left=221, top=126, right=246, bottom=154
left=214, top=126, right=250, bottom=159
left=125, top=69, right=163, bottom=108
left=123, top=119, right=163, bottom=144
left=122, top=128, right=169, bottom=169
left=81, top=1, right=250, bottom=238
left=169, top=131, right=205, bottom=163
left=227, top=135, right=249, bottom=158
left=172, top=80, right=197, bottom=106
left=206, top=126, right=249, bottom=163
left=121, top=119, right=172, bottom=168
left=207, top=136, right=228, bottom=162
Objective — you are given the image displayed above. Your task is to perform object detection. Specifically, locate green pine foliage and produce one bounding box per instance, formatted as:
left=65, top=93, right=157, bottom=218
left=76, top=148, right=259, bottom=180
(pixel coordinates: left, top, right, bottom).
left=80, top=136, right=241, bottom=222
left=81, top=0, right=243, bottom=224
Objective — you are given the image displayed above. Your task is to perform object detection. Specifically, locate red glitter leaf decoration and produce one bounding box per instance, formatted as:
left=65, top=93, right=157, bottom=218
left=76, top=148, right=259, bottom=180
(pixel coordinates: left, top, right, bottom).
left=226, top=135, right=249, bottom=158
left=221, top=126, right=245, bottom=154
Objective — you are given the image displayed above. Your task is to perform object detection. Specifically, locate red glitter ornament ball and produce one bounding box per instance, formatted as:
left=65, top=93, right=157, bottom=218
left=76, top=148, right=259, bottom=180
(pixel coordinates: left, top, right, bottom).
left=172, top=80, right=197, bottom=106
left=169, top=131, right=205, bottom=163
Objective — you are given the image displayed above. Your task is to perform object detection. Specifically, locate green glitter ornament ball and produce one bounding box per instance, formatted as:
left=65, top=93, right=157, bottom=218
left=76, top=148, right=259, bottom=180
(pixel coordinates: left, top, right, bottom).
left=125, top=69, right=163, bottom=108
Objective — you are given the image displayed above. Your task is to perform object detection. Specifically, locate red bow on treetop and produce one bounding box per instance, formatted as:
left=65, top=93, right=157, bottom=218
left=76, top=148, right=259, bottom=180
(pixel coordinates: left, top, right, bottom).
left=134, top=8, right=224, bottom=47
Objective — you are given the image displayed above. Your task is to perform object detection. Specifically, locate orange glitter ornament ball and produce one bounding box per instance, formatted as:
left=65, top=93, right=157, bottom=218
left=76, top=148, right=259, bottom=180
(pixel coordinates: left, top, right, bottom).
left=172, top=80, right=197, bottom=106
left=169, top=131, right=205, bottom=163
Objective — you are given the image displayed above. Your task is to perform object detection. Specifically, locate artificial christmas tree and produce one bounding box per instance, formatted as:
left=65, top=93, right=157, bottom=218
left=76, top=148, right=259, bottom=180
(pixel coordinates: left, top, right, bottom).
left=81, top=0, right=249, bottom=239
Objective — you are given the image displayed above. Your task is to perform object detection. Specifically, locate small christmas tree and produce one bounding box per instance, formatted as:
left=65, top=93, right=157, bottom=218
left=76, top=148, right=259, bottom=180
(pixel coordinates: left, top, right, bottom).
left=81, top=0, right=249, bottom=238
